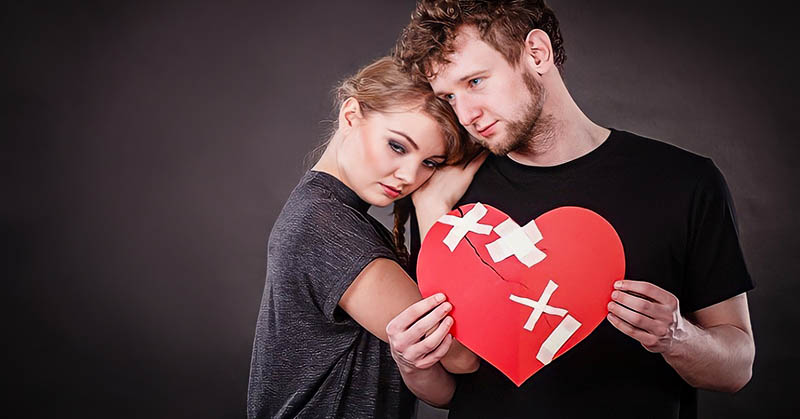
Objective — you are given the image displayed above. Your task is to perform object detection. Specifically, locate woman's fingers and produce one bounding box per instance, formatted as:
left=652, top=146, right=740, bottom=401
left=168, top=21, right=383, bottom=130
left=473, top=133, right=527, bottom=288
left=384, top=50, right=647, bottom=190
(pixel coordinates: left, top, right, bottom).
left=415, top=332, right=454, bottom=369
left=405, top=316, right=454, bottom=365
left=386, top=293, right=446, bottom=338
left=403, top=301, right=452, bottom=342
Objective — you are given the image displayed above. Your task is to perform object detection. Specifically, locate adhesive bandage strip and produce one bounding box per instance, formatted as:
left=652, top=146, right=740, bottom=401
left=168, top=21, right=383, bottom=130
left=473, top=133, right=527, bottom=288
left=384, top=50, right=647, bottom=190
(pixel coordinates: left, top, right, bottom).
left=437, top=202, right=493, bottom=251
left=536, top=314, right=581, bottom=365
left=485, top=217, right=546, bottom=267
left=509, top=280, right=568, bottom=331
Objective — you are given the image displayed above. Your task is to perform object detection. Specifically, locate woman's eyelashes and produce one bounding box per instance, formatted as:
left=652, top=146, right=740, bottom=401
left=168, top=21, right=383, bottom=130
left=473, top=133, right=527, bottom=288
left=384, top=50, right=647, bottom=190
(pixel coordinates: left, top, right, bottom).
left=389, top=138, right=442, bottom=169
left=388, top=139, right=406, bottom=154
left=422, top=159, right=441, bottom=169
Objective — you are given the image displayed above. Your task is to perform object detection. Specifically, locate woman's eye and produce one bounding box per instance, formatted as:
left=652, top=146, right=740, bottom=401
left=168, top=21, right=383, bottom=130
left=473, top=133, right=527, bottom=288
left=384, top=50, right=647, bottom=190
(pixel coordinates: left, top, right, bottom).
left=422, top=159, right=441, bottom=169
left=388, top=140, right=406, bottom=154
left=444, top=93, right=455, bottom=102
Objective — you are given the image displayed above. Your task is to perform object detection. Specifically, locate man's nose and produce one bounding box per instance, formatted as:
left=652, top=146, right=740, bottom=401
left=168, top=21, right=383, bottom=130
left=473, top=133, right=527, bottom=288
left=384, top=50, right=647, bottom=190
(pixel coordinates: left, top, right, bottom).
left=455, top=95, right=482, bottom=127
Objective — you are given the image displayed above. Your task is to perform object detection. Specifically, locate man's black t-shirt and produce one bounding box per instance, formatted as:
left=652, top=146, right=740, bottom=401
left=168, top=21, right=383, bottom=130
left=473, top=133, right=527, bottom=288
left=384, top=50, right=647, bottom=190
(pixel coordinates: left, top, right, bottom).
left=410, top=129, right=753, bottom=419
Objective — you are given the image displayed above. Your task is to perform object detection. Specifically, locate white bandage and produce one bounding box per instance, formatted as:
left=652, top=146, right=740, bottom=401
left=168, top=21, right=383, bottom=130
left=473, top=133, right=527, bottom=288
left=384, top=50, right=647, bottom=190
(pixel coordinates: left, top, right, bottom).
left=485, top=217, right=546, bottom=267
left=509, top=280, right=568, bottom=332
left=436, top=202, right=493, bottom=251
left=536, top=314, right=581, bottom=365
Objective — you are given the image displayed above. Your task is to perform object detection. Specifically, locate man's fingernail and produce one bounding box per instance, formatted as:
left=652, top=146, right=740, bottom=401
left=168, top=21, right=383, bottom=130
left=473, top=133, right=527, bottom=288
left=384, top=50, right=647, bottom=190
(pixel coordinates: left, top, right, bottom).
left=435, top=293, right=445, bottom=302
left=614, top=281, right=623, bottom=288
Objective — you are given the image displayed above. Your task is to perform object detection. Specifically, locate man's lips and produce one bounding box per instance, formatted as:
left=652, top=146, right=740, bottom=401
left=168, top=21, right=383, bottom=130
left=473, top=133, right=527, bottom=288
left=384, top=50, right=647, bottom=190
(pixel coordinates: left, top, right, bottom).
left=380, top=183, right=401, bottom=198
left=477, top=121, right=497, bottom=136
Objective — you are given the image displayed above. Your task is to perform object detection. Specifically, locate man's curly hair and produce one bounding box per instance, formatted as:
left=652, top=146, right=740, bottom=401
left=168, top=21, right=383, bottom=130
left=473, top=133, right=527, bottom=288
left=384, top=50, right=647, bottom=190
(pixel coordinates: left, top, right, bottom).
left=394, top=0, right=566, bottom=81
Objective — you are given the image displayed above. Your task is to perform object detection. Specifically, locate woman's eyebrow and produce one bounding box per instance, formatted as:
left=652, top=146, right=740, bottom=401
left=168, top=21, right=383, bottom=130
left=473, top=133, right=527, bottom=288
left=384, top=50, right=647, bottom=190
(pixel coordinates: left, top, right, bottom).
left=389, top=129, right=418, bottom=150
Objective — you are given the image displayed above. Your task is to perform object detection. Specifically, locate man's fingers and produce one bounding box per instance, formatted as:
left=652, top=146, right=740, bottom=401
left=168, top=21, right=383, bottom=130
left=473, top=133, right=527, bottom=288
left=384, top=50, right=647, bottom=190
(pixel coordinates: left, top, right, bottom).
left=387, top=293, right=446, bottom=335
left=607, top=300, right=662, bottom=334
left=615, top=280, right=675, bottom=306
left=606, top=313, right=659, bottom=350
left=610, top=290, right=670, bottom=319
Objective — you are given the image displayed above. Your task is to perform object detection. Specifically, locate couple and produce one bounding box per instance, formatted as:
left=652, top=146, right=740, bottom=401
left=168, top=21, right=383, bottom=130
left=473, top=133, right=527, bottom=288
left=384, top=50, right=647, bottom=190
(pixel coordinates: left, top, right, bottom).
left=248, top=1, right=755, bottom=418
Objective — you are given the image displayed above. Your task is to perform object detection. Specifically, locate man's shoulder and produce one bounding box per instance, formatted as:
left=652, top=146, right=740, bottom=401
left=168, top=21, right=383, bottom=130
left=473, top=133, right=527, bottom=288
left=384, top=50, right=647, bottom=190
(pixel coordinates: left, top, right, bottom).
left=614, top=129, right=706, bottom=161
left=611, top=129, right=714, bottom=175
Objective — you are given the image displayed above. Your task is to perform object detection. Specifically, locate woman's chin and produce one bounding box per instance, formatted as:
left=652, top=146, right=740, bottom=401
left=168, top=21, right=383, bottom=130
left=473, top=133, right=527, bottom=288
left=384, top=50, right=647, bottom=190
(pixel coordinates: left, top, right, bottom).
left=369, top=198, right=394, bottom=208
left=365, top=193, right=398, bottom=208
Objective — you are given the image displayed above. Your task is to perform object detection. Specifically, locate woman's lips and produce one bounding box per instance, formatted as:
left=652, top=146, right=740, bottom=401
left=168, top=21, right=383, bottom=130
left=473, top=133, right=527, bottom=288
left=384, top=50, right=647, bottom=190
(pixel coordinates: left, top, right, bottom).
left=380, top=183, right=401, bottom=198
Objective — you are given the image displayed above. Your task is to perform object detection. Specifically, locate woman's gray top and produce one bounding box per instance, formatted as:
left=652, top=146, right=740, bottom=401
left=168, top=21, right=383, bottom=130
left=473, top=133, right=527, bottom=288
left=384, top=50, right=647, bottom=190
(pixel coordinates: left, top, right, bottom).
left=247, top=170, right=414, bottom=419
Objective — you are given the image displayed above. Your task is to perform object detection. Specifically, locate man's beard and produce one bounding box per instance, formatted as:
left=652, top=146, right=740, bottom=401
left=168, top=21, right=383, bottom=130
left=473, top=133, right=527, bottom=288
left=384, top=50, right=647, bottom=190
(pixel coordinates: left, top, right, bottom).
left=480, top=70, right=547, bottom=156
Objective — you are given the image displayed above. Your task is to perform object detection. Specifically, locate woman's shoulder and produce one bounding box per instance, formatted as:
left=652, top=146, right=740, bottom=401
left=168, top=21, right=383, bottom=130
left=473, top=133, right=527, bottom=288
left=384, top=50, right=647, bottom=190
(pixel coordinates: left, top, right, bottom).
left=272, top=175, right=378, bottom=247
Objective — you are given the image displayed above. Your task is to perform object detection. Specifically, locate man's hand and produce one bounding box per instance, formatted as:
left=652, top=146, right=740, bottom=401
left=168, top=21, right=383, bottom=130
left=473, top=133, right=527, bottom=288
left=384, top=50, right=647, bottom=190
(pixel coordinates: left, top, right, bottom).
left=387, top=293, right=454, bottom=372
left=606, top=279, right=692, bottom=354
left=606, top=279, right=754, bottom=392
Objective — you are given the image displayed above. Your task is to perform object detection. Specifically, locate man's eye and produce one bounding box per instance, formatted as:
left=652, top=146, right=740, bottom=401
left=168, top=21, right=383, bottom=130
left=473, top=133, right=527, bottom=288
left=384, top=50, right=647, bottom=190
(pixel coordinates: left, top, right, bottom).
left=389, top=140, right=406, bottom=154
left=469, top=78, right=482, bottom=87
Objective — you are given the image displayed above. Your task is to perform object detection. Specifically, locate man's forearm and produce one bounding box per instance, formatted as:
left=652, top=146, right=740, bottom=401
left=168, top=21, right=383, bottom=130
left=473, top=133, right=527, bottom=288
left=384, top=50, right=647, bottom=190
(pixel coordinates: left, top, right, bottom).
left=663, top=322, right=754, bottom=392
left=399, top=362, right=455, bottom=408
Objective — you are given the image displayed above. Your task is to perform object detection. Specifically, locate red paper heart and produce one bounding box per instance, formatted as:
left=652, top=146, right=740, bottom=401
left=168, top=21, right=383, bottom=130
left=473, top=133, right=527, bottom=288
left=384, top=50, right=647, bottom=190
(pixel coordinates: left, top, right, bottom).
left=418, top=203, right=625, bottom=386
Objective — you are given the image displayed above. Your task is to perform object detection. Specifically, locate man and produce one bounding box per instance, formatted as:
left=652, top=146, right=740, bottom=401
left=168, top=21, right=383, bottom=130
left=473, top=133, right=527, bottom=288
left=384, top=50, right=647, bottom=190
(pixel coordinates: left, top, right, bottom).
left=386, top=1, right=755, bottom=418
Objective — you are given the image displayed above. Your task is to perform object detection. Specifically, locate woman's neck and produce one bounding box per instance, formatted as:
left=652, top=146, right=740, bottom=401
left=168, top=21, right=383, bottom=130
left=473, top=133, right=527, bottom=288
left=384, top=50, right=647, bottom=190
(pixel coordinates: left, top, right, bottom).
left=312, top=131, right=347, bottom=186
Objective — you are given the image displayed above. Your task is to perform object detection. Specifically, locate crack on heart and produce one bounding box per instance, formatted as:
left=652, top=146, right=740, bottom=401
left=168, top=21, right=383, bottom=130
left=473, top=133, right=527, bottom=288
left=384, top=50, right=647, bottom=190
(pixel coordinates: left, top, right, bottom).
left=456, top=207, right=530, bottom=291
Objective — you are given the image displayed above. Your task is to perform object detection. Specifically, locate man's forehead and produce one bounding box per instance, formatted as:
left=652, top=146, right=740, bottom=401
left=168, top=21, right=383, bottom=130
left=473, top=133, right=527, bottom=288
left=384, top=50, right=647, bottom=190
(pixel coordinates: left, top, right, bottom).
left=428, top=27, right=494, bottom=87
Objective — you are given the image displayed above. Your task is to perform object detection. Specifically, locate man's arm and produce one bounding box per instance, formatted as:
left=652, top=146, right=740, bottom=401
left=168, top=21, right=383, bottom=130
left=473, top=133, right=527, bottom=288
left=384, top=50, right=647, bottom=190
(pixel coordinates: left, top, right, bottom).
left=607, top=280, right=754, bottom=392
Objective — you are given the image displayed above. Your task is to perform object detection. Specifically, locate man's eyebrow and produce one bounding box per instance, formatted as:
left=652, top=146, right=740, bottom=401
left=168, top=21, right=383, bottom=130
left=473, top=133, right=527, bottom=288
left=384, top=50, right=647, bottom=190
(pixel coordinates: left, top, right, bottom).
left=434, top=70, right=488, bottom=97
left=458, top=70, right=488, bottom=82
left=389, top=129, right=419, bottom=150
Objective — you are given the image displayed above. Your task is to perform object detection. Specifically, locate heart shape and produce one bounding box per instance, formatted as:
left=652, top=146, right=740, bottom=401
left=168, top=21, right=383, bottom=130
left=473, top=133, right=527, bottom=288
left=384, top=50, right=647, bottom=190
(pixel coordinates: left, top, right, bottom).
left=418, top=203, right=625, bottom=386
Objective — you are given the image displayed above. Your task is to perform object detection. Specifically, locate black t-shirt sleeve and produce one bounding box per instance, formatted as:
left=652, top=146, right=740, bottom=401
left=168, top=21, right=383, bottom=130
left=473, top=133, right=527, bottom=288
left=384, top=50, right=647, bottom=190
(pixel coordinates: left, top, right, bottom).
left=682, top=158, right=754, bottom=312
left=409, top=209, right=421, bottom=281
left=291, top=201, right=399, bottom=323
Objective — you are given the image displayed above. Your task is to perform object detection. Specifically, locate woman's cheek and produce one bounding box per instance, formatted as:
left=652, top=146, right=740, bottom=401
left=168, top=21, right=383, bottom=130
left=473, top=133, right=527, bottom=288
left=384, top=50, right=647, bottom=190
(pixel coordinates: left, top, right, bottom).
left=360, top=129, right=384, bottom=165
left=416, top=167, right=435, bottom=188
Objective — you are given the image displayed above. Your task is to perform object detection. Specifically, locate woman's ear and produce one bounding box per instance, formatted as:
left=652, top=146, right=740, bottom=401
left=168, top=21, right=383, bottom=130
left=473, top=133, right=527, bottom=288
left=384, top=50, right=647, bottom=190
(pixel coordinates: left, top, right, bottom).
left=338, top=97, right=364, bottom=130
left=523, top=29, right=554, bottom=75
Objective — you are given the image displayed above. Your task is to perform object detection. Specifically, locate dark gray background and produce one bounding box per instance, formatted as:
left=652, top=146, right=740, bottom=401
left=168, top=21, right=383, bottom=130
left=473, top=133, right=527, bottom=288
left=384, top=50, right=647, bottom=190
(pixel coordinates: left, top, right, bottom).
left=5, top=1, right=798, bottom=418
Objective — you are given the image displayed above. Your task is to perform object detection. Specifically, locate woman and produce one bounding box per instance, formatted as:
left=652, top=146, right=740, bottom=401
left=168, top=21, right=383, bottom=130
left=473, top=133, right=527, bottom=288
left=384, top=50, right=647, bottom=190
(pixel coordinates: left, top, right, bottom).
left=247, top=57, right=482, bottom=419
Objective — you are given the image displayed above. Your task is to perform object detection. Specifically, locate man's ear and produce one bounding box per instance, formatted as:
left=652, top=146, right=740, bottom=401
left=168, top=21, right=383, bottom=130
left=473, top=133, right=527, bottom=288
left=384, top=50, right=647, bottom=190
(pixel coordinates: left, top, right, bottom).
left=523, top=29, right=554, bottom=75
left=338, top=97, right=364, bottom=130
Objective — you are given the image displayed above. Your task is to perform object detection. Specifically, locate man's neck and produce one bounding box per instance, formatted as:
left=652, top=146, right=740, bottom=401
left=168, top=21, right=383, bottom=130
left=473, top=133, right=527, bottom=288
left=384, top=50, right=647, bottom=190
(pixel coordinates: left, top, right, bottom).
left=508, top=80, right=610, bottom=167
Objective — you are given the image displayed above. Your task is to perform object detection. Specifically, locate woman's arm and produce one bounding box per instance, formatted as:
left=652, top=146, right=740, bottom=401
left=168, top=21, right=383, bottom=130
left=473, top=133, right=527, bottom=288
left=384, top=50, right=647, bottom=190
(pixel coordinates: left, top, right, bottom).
left=339, top=258, right=458, bottom=407
left=412, top=151, right=488, bottom=240
left=338, top=152, right=488, bottom=405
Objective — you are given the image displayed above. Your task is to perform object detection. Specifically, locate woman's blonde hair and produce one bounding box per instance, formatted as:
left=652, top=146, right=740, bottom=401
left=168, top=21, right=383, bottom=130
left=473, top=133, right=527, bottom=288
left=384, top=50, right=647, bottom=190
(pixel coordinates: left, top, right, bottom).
left=331, top=56, right=476, bottom=268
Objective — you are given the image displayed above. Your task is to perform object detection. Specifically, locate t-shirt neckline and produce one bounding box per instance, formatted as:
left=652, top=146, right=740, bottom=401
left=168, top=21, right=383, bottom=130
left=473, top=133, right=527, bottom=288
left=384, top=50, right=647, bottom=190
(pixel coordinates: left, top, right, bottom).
left=307, top=170, right=371, bottom=214
left=492, top=128, right=621, bottom=178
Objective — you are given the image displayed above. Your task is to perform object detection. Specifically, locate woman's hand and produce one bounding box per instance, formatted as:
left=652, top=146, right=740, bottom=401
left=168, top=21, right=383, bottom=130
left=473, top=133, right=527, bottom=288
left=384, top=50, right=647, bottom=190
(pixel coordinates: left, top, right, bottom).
left=385, top=293, right=459, bottom=406
left=413, top=150, right=489, bottom=240
left=387, top=293, right=454, bottom=372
